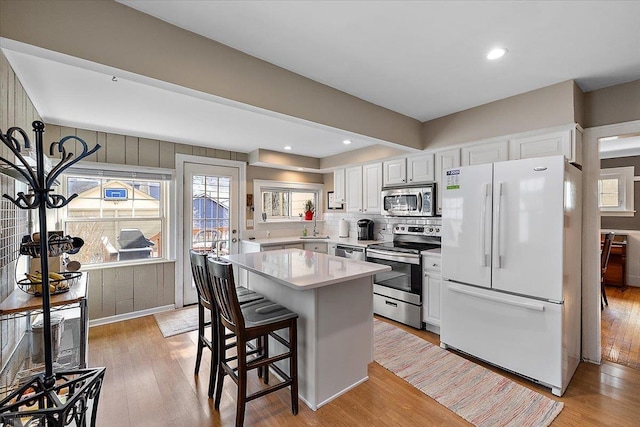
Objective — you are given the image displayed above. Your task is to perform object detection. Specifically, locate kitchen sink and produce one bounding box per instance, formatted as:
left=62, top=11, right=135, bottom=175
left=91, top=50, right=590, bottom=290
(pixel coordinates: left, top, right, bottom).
left=299, top=236, right=331, bottom=239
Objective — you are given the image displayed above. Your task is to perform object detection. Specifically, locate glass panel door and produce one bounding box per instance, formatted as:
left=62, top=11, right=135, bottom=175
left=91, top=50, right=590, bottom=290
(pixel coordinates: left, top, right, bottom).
left=183, top=163, right=239, bottom=305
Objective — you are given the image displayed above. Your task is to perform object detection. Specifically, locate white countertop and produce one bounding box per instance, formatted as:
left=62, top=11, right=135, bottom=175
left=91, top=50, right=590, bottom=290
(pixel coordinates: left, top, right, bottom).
left=224, top=248, right=391, bottom=290
left=242, top=236, right=382, bottom=248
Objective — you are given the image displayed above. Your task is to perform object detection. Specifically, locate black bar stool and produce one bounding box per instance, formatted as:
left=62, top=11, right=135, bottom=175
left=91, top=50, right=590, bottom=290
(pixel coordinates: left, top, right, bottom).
left=206, top=257, right=299, bottom=427
left=189, top=250, right=264, bottom=397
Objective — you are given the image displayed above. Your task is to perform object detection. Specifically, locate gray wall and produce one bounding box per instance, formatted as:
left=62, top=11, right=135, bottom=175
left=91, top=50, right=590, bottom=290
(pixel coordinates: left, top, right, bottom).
left=421, top=80, right=577, bottom=151
left=585, top=79, right=640, bottom=128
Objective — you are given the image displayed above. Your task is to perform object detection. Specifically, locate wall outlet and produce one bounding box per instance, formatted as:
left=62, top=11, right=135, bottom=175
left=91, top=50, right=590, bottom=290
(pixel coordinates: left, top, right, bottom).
left=246, top=219, right=254, bottom=228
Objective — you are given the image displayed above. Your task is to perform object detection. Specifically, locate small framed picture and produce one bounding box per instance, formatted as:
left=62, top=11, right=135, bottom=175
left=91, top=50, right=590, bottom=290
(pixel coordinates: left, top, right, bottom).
left=328, top=191, right=343, bottom=209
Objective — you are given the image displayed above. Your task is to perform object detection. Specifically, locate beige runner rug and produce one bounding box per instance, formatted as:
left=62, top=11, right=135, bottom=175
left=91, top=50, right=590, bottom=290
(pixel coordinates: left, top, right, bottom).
left=154, top=305, right=205, bottom=338
left=374, top=319, right=563, bottom=427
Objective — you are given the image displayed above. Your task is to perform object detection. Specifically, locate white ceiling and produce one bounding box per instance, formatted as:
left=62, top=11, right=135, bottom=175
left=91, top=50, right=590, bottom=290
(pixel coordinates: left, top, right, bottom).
left=4, top=1, right=640, bottom=162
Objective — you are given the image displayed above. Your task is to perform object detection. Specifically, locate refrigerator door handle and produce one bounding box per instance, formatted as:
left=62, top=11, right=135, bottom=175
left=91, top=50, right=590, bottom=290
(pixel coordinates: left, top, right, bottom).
left=480, top=183, right=490, bottom=267
left=495, top=182, right=503, bottom=268
left=448, top=283, right=545, bottom=312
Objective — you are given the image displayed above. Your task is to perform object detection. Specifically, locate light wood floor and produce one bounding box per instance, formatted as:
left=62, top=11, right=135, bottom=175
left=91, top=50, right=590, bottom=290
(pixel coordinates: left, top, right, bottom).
left=602, top=285, right=640, bottom=369
left=89, top=315, right=640, bottom=426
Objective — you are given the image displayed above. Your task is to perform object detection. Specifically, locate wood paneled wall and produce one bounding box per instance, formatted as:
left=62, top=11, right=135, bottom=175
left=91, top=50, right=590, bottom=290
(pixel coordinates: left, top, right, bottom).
left=42, top=125, right=248, bottom=169
left=0, top=51, right=38, bottom=370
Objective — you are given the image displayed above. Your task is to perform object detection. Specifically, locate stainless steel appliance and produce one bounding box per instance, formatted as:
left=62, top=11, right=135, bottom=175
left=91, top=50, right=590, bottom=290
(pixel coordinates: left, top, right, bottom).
left=335, top=244, right=366, bottom=261
left=367, top=219, right=441, bottom=328
left=381, top=184, right=436, bottom=217
left=357, top=219, right=375, bottom=240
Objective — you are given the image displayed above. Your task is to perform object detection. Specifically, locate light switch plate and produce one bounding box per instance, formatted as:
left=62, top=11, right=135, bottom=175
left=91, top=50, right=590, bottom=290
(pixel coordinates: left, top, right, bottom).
left=246, top=219, right=254, bottom=227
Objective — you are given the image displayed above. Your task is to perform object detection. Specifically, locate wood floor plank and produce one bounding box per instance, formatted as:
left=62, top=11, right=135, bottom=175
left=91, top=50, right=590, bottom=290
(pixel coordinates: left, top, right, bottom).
left=89, top=315, right=640, bottom=426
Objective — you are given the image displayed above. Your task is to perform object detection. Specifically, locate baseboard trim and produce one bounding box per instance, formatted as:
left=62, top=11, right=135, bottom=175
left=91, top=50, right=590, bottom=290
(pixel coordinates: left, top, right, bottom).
left=89, top=305, right=175, bottom=327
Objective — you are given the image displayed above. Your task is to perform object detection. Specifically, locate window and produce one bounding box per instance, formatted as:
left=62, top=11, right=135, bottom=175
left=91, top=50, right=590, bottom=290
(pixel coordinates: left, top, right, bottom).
left=59, top=166, right=172, bottom=265
left=253, top=180, right=323, bottom=222
left=599, top=166, right=634, bottom=216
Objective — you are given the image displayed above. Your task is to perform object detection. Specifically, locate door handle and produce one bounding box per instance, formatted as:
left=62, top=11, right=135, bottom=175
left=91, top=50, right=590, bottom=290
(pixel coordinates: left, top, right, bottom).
left=385, top=300, right=398, bottom=307
left=232, top=238, right=237, bottom=243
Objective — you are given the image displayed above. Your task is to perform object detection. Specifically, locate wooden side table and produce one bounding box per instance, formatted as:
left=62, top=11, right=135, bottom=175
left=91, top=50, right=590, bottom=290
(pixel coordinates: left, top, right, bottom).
left=601, top=234, right=627, bottom=288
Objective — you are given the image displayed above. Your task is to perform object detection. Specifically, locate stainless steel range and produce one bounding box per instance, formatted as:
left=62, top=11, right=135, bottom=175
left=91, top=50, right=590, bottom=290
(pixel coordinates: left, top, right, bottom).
left=366, top=219, right=441, bottom=328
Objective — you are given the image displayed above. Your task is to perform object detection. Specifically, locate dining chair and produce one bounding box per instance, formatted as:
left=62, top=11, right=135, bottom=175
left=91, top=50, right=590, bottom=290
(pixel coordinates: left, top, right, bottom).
left=206, top=257, right=299, bottom=427
left=189, top=250, right=264, bottom=397
left=601, top=232, right=614, bottom=310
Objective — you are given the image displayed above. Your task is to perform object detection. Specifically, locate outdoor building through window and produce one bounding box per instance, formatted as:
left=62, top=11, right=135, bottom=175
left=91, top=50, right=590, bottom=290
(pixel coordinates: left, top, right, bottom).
left=60, top=167, right=171, bottom=265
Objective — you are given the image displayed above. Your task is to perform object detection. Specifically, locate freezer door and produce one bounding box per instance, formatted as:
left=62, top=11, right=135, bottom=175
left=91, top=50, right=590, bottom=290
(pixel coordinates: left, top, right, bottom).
left=441, top=163, right=493, bottom=288
left=491, top=156, right=565, bottom=301
left=441, top=281, right=566, bottom=395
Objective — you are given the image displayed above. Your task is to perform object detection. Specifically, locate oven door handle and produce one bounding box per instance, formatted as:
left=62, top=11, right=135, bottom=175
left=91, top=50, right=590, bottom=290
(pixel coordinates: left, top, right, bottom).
left=366, top=249, right=421, bottom=265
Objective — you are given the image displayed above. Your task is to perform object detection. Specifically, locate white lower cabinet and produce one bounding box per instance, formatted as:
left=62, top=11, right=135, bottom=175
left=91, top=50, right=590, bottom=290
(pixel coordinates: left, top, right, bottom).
left=422, top=253, right=442, bottom=333
left=303, top=242, right=327, bottom=254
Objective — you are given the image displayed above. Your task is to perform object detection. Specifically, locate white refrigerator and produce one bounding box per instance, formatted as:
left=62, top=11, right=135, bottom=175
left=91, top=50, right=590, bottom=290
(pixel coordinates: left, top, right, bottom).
left=440, top=155, right=581, bottom=397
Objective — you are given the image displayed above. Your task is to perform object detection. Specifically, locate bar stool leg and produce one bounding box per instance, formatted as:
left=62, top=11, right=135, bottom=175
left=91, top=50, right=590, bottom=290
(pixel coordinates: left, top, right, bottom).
left=236, top=342, right=248, bottom=427
left=195, top=304, right=205, bottom=375
left=214, top=321, right=225, bottom=410
left=263, top=335, right=270, bottom=384
left=290, top=321, right=298, bottom=415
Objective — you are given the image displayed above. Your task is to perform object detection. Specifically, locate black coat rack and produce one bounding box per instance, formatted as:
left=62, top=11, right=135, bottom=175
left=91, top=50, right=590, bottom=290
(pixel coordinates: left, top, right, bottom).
left=0, top=121, right=106, bottom=426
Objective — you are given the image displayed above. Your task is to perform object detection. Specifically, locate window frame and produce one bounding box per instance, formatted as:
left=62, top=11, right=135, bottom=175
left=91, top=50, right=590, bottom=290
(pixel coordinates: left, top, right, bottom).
left=599, top=166, right=635, bottom=217
left=56, top=163, right=174, bottom=268
left=253, top=179, right=324, bottom=224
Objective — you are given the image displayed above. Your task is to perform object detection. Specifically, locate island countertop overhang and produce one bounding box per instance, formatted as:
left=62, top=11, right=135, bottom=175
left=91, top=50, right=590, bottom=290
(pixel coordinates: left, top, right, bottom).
left=224, top=248, right=391, bottom=291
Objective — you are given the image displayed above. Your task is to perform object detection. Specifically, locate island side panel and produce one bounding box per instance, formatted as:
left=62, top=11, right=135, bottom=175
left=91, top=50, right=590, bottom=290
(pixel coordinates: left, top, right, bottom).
left=246, top=271, right=318, bottom=410
left=315, top=276, right=373, bottom=408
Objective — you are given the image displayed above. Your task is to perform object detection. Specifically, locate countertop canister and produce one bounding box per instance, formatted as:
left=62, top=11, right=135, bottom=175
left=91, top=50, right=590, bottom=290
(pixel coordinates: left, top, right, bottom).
left=339, top=219, right=349, bottom=238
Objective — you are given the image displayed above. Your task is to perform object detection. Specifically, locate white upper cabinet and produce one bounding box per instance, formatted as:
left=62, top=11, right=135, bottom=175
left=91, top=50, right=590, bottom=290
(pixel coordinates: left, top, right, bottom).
left=384, top=153, right=434, bottom=186
left=333, top=168, right=346, bottom=203
left=362, top=162, right=383, bottom=213
left=461, top=140, right=508, bottom=166
left=408, top=153, right=435, bottom=183
left=383, top=158, right=406, bottom=186
left=346, top=163, right=382, bottom=213
left=509, top=127, right=582, bottom=165
left=435, top=148, right=461, bottom=215
left=346, top=165, right=363, bottom=213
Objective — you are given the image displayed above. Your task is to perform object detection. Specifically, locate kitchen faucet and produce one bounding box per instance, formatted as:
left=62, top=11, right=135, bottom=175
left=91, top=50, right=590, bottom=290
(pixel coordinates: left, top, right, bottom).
left=313, top=207, right=319, bottom=236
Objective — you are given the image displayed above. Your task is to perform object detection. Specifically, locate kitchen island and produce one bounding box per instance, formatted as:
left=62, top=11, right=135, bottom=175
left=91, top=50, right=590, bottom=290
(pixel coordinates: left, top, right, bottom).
left=224, top=248, right=390, bottom=410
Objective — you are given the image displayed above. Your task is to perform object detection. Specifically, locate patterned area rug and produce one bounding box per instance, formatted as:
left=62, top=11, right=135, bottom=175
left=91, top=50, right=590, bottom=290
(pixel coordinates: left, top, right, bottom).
left=153, top=305, right=206, bottom=338
left=374, top=319, right=563, bottom=427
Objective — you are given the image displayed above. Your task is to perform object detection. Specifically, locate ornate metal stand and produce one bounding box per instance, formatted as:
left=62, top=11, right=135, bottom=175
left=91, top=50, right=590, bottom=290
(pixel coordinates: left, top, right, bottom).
left=0, top=121, right=106, bottom=426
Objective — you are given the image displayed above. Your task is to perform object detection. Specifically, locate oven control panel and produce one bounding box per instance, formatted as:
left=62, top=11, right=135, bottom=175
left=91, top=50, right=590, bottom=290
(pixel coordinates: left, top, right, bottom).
left=392, top=222, right=441, bottom=237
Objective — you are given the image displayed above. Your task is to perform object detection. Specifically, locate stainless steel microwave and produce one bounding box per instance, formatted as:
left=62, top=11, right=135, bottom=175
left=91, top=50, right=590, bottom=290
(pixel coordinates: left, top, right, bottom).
left=381, top=184, right=436, bottom=217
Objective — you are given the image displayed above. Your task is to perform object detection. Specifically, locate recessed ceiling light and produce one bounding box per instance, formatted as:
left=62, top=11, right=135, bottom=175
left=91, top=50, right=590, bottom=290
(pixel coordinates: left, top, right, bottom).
left=284, top=146, right=292, bottom=150
left=343, top=139, right=352, bottom=145
left=487, top=48, right=508, bottom=60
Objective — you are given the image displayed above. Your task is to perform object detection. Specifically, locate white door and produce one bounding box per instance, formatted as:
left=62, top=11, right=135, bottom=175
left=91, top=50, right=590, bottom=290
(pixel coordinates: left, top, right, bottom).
left=183, top=163, right=240, bottom=305
left=491, top=156, right=565, bottom=301
left=441, top=163, right=493, bottom=288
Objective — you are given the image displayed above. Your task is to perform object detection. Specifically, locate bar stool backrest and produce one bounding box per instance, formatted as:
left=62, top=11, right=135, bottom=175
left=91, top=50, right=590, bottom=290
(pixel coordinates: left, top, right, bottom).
left=189, top=250, right=214, bottom=309
left=207, top=257, right=245, bottom=332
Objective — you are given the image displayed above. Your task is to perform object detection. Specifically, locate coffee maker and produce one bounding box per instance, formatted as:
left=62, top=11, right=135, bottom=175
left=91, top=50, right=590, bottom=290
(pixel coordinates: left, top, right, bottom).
left=357, top=219, right=375, bottom=241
